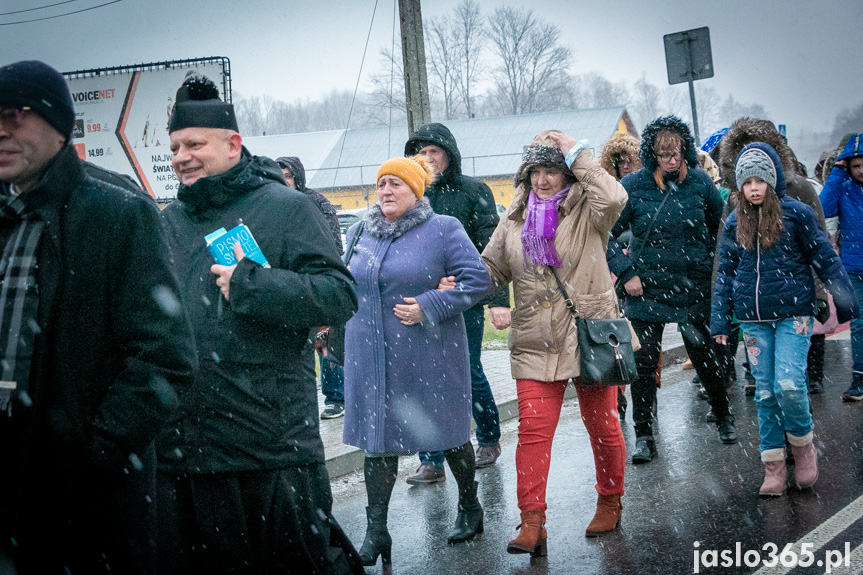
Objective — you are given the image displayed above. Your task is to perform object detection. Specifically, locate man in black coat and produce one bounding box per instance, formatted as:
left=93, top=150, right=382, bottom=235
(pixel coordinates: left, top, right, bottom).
left=157, top=75, right=361, bottom=574
left=404, top=122, right=509, bottom=479
left=0, top=61, right=198, bottom=574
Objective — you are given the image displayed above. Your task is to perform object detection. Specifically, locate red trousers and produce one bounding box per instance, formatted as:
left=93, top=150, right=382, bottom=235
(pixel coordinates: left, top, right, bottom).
left=515, top=379, right=625, bottom=515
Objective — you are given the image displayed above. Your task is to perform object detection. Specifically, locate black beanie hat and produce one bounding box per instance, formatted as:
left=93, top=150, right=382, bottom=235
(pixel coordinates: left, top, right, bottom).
left=0, top=60, right=75, bottom=139
left=168, top=74, right=238, bottom=133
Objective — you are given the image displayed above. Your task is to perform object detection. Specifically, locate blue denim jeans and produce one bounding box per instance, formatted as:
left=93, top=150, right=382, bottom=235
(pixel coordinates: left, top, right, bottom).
left=319, top=353, right=344, bottom=406
left=743, top=317, right=813, bottom=452
left=419, top=305, right=501, bottom=468
left=849, top=273, right=863, bottom=376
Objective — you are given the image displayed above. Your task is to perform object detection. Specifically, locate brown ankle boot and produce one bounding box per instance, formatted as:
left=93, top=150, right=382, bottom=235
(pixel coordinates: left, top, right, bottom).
left=506, top=509, right=547, bottom=557
left=585, top=494, right=622, bottom=537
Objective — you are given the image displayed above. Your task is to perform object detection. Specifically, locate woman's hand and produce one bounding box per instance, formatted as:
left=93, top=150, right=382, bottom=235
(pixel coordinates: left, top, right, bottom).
left=548, top=131, right=577, bottom=157
left=394, top=297, right=426, bottom=326
left=437, top=275, right=456, bottom=290
left=624, top=275, right=643, bottom=297
left=714, top=335, right=727, bottom=345
left=489, top=307, right=511, bottom=330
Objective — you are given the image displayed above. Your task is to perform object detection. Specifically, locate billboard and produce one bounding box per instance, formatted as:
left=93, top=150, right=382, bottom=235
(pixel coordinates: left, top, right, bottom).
left=64, top=57, right=231, bottom=202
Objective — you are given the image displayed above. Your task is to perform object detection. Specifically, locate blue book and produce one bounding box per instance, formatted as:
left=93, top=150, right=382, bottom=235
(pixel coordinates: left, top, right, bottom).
left=205, top=224, right=270, bottom=268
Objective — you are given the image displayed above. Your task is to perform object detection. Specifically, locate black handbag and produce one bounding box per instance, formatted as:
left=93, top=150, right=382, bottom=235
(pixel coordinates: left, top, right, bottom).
left=549, top=268, right=638, bottom=386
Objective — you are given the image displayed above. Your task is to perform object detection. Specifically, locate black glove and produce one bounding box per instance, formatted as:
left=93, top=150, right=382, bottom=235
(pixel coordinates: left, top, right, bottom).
left=815, top=299, right=830, bottom=324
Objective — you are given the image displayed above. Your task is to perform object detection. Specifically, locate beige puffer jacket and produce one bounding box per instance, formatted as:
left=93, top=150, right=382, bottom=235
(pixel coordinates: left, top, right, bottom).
left=482, top=146, right=628, bottom=382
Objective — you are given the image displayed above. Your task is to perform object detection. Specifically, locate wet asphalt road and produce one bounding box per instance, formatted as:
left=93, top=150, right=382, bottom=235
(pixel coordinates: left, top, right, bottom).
left=331, top=339, right=863, bottom=575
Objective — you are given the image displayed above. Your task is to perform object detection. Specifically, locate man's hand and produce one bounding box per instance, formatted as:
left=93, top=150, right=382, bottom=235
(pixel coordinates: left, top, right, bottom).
left=489, top=307, right=511, bottom=330
left=210, top=242, right=245, bottom=301
left=437, top=275, right=456, bottom=291
left=624, top=275, right=643, bottom=297
left=547, top=131, right=577, bottom=157
left=394, top=297, right=426, bottom=326
left=714, top=335, right=727, bottom=345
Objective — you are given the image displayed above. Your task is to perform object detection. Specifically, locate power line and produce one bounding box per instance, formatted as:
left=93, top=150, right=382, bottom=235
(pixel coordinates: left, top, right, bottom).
left=0, top=0, right=123, bottom=26
left=331, top=0, right=380, bottom=189
left=0, top=0, right=79, bottom=17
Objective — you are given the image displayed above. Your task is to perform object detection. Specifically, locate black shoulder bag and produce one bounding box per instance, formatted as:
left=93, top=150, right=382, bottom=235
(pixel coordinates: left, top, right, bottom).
left=549, top=268, right=637, bottom=386
left=323, top=221, right=365, bottom=366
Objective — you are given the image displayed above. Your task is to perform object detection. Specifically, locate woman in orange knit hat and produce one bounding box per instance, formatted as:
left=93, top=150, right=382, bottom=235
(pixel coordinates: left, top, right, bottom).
left=342, top=156, right=492, bottom=570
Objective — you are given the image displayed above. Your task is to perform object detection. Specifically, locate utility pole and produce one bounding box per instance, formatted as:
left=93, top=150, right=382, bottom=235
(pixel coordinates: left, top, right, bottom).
left=399, top=0, right=431, bottom=137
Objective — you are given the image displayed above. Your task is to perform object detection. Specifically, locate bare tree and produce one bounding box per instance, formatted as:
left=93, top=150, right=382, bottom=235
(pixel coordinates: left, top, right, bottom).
left=576, top=72, right=629, bottom=109
left=830, top=101, right=863, bottom=144
left=486, top=6, right=572, bottom=115
left=364, top=45, right=407, bottom=126
left=453, top=0, right=485, bottom=118
left=629, top=75, right=662, bottom=130
left=425, top=15, right=461, bottom=120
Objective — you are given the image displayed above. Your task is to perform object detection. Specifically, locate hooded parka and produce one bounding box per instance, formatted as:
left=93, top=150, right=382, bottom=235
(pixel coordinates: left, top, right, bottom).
left=608, top=116, right=724, bottom=324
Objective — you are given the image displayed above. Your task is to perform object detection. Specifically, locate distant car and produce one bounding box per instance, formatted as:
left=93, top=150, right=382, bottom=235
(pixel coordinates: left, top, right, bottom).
left=496, top=203, right=506, bottom=215
left=337, top=207, right=368, bottom=246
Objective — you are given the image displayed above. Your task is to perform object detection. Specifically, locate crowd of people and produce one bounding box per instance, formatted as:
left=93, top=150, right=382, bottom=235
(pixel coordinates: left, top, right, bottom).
left=0, top=58, right=861, bottom=574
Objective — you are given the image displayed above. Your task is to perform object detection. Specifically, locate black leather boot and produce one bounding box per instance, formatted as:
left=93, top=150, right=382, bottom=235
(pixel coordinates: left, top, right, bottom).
left=447, top=480, right=484, bottom=543
left=358, top=505, right=392, bottom=567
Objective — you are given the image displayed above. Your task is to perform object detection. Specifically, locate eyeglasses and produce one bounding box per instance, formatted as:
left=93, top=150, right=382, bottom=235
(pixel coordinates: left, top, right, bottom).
left=616, top=157, right=635, bottom=167
left=656, top=150, right=682, bottom=162
left=0, top=107, right=31, bottom=131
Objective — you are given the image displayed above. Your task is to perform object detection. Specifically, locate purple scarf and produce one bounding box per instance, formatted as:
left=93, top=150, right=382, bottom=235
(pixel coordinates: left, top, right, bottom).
left=521, top=186, right=570, bottom=267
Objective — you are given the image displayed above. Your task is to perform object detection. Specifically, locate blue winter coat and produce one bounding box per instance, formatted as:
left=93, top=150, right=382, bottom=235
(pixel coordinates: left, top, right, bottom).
left=711, top=143, right=856, bottom=336
left=820, top=134, right=863, bottom=274
left=342, top=199, right=491, bottom=454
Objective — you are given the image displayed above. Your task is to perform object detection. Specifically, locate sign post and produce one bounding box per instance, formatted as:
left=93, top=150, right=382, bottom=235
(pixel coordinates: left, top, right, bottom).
left=663, top=27, right=714, bottom=147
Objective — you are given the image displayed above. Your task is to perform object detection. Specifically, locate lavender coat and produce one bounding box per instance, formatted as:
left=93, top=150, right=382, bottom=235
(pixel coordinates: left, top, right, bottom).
left=342, top=199, right=491, bottom=453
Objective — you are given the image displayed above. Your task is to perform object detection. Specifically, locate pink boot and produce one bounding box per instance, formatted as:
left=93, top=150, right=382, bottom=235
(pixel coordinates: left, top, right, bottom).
left=759, top=448, right=787, bottom=496
left=788, top=433, right=818, bottom=489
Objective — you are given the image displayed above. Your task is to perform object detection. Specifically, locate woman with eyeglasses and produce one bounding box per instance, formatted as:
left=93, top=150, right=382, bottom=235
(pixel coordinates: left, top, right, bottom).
left=607, top=115, right=737, bottom=464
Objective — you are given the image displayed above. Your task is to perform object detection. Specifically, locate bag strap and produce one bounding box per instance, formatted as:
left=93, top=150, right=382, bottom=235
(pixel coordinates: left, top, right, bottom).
left=626, top=183, right=673, bottom=264
left=548, top=266, right=579, bottom=318
left=343, top=220, right=365, bottom=265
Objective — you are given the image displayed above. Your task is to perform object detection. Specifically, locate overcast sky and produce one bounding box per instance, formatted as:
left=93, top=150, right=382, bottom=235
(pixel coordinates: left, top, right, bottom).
left=2, top=0, right=860, bottom=136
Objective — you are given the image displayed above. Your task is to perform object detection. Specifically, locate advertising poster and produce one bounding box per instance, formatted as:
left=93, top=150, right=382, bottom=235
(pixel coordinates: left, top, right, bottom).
left=64, top=58, right=229, bottom=202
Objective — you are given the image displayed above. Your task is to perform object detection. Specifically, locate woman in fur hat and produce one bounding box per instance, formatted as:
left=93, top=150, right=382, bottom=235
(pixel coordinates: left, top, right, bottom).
left=483, top=130, right=629, bottom=553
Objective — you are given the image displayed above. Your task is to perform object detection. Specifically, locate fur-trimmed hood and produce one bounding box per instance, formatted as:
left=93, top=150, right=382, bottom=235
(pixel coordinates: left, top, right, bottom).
left=600, top=134, right=642, bottom=180
left=364, top=196, right=434, bottom=239
left=639, top=115, right=698, bottom=172
left=718, top=118, right=797, bottom=192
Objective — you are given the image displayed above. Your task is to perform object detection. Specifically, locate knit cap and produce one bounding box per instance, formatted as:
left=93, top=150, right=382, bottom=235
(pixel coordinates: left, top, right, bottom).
left=735, top=147, right=776, bottom=189
left=0, top=60, right=75, bottom=139
left=376, top=156, right=434, bottom=199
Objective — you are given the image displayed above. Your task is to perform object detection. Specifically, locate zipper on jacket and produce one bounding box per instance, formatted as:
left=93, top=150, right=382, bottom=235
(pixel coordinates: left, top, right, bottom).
left=755, top=211, right=762, bottom=321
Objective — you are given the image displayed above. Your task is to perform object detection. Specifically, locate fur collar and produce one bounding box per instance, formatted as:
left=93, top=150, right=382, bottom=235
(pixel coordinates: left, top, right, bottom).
left=364, top=197, right=434, bottom=239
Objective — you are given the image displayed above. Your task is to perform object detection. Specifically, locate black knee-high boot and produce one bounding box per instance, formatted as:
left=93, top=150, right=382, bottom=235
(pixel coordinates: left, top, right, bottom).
left=359, top=455, right=398, bottom=567
left=444, top=442, right=484, bottom=543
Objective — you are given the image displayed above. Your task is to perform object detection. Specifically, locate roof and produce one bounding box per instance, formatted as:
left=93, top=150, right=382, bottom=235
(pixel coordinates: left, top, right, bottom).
left=243, top=106, right=631, bottom=190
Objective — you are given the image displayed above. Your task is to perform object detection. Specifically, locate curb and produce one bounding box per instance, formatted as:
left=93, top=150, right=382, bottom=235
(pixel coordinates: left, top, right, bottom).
left=325, top=343, right=689, bottom=480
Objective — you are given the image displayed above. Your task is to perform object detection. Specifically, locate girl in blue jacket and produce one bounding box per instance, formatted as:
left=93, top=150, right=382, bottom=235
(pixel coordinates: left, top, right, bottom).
left=819, top=134, right=863, bottom=400
left=712, top=143, right=856, bottom=497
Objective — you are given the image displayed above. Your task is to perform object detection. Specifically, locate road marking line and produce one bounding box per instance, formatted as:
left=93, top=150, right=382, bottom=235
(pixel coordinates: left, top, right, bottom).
left=752, top=494, right=863, bottom=575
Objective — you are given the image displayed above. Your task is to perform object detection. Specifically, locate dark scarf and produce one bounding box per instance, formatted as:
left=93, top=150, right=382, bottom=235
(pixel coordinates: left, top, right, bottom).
left=0, top=193, right=43, bottom=415
left=364, top=197, right=434, bottom=239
